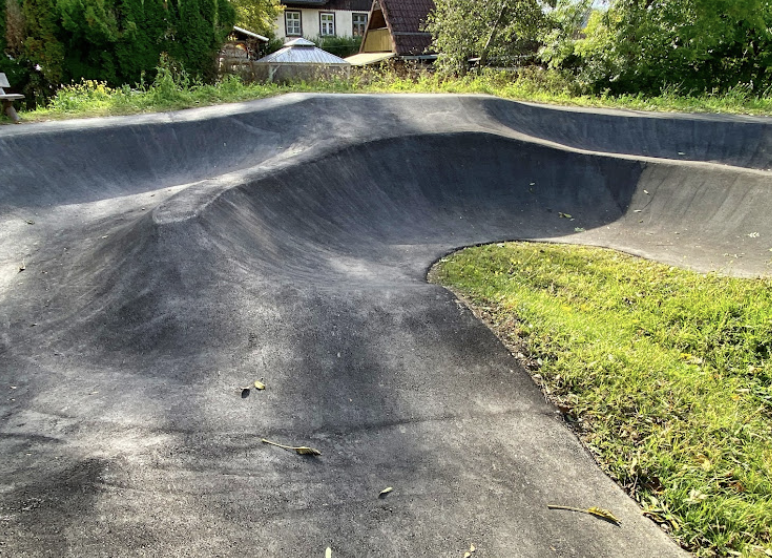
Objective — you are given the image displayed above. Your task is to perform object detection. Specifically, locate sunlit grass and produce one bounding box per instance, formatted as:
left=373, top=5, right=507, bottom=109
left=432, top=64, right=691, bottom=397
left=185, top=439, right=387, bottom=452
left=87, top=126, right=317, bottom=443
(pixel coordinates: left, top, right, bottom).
left=3, top=68, right=772, bottom=125
left=431, top=242, right=772, bottom=557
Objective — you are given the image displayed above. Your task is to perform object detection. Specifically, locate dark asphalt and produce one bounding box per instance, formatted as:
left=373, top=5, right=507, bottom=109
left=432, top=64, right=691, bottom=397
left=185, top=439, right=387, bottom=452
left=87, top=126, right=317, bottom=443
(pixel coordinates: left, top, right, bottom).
left=1, top=94, right=771, bottom=557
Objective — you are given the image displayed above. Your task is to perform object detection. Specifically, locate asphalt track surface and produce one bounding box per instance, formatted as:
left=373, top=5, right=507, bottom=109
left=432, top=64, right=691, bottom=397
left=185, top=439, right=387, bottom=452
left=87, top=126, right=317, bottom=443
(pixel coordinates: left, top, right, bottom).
left=1, top=94, right=771, bottom=557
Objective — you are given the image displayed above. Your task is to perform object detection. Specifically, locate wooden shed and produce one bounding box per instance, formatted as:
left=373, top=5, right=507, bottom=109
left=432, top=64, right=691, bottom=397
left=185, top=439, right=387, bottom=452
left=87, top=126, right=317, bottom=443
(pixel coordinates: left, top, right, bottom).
left=346, top=0, right=436, bottom=66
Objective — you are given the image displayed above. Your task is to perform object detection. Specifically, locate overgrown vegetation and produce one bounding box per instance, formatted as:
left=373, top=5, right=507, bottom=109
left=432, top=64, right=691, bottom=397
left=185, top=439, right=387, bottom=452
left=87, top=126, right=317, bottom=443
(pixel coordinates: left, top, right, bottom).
left=428, top=0, right=772, bottom=97
left=540, top=0, right=772, bottom=97
left=0, top=0, right=235, bottom=106
left=6, top=64, right=772, bottom=125
left=426, top=0, right=547, bottom=74
left=312, top=35, right=362, bottom=59
left=432, top=242, right=772, bottom=557
left=3, top=0, right=772, bottom=116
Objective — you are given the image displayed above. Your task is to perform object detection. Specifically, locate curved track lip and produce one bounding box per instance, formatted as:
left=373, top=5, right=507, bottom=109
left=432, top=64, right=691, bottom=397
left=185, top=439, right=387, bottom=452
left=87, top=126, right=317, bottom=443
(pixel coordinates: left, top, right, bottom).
left=2, top=93, right=770, bottom=557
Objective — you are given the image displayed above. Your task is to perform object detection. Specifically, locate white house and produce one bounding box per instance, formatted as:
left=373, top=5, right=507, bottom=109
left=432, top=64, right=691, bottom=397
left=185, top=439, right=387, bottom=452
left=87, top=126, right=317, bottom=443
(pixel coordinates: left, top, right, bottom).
left=275, top=0, right=373, bottom=41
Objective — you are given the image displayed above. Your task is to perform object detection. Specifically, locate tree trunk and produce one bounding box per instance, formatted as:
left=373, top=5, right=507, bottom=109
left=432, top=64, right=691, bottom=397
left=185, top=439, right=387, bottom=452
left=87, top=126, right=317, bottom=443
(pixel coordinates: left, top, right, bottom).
left=478, top=1, right=507, bottom=74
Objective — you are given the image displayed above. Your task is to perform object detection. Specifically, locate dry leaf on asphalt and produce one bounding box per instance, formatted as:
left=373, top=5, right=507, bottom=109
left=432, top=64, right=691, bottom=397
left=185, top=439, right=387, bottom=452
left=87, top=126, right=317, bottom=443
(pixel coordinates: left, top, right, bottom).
left=261, top=438, right=321, bottom=456
left=586, top=507, right=621, bottom=524
left=294, top=446, right=322, bottom=456
left=547, top=504, right=621, bottom=526
left=379, top=487, right=393, bottom=498
left=254, top=380, right=266, bottom=390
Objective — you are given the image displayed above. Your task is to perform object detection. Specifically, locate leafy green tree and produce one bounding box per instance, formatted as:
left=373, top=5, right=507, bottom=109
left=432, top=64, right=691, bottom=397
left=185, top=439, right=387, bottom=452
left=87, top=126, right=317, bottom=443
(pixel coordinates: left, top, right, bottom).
left=545, top=0, right=772, bottom=95
left=426, top=0, right=552, bottom=75
left=538, top=0, right=592, bottom=72
left=230, top=0, right=281, bottom=37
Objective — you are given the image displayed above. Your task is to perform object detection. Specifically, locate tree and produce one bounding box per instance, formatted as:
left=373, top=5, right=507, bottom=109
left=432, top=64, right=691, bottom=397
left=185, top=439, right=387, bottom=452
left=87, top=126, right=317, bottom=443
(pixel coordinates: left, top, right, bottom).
left=230, top=0, right=281, bottom=37
left=114, top=0, right=169, bottom=85
left=57, top=0, right=122, bottom=83
left=164, top=0, right=236, bottom=82
left=426, top=0, right=552, bottom=75
left=543, top=0, right=772, bottom=95
left=538, top=0, right=593, bottom=72
left=11, top=0, right=235, bottom=91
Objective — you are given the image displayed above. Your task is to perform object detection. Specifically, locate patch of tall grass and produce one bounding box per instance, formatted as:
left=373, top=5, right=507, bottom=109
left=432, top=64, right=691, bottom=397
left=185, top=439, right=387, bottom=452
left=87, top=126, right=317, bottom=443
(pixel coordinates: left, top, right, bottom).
left=432, top=242, right=772, bottom=557
left=4, top=62, right=772, bottom=124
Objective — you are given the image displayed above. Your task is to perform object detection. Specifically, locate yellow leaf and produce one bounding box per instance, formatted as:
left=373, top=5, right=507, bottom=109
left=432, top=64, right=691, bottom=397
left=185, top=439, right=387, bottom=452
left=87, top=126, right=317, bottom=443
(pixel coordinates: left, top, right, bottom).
left=587, top=507, right=621, bottom=525
left=254, top=380, right=266, bottom=390
left=294, top=446, right=322, bottom=456
left=379, top=487, right=393, bottom=497
left=548, top=504, right=621, bottom=526
left=261, top=438, right=321, bottom=457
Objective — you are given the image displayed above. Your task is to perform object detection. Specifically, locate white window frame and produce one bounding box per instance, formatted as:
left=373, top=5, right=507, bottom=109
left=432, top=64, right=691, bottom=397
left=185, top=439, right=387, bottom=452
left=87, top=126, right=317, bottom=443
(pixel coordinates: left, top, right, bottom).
left=285, top=11, right=302, bottom=36
left=320, top=12, right=335, bottom=37
left=352, top=13, right=368, bottom=37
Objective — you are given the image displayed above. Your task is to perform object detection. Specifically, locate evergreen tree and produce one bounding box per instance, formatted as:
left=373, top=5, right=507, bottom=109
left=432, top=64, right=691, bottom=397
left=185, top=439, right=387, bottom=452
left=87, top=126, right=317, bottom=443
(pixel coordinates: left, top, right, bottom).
left=114, top=0, right=169, bottom=85
left=4, top=0, right=236, bottom=96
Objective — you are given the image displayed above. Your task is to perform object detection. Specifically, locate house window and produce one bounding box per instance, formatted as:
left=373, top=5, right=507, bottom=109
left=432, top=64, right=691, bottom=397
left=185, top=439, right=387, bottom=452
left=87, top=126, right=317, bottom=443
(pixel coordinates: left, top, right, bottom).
left=285, top=11, right=301, bottom=36
left=320, top=12, right=335, bottom=36
left=352, top=13, right=368, bottom=36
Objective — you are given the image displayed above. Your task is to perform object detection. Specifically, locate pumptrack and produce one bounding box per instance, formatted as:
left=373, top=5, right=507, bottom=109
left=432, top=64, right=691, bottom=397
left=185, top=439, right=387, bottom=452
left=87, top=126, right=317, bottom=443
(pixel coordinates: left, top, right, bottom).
left=1, top=94, right=771, bottom=557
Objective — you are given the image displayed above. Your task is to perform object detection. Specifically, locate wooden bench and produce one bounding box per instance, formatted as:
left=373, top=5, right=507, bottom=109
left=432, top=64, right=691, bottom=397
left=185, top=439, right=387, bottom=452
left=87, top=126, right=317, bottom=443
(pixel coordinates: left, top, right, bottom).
left=0, top=72, right=25, bottom=123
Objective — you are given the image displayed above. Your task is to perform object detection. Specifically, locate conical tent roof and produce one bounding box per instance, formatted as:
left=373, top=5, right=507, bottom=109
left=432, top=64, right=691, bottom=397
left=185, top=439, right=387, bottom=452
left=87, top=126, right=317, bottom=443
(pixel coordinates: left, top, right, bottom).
left=256, top=38, right=350, bottom=65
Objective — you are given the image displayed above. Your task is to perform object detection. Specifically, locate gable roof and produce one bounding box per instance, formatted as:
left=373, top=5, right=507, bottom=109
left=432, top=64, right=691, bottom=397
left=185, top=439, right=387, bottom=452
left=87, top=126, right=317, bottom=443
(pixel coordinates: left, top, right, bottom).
left=366, top=0, right=435, bottom=57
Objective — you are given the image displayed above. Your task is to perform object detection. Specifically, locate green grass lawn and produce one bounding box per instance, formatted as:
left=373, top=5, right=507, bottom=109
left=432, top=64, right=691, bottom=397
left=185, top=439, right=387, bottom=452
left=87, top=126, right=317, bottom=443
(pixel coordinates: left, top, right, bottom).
left=4, top=69, right=772, bottom=125
left=431, top=243, right=772, bottom=558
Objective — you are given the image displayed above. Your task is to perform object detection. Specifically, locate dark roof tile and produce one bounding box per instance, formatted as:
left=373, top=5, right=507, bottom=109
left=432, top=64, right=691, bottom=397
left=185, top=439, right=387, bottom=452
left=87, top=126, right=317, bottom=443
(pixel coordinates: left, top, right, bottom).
left=379, top=0, right=435, bottom=55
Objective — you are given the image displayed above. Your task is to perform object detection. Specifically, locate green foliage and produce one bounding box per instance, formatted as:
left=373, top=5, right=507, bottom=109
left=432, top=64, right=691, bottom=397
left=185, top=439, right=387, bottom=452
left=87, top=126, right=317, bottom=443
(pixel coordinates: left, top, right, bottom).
left=230, top=0, right=281, bottom=37
left=544, top=0, right=772, bottom=95
left=3, top=0, right=25, bottom=56
left=57, top=0, right=122, bottom=83
left=538, top=0, right=593, bottom=72
left=312, top=35, right=362, bottom=58
left=6, top=65, right=772, bottom=123
left=426, top=0, right=551, bottom=75
left=164, top=0, right=235, bottom=82
left=1, top=0, right=235, bottom=106
left=434, top=242, right=772, bottom=556
left=21, top=0, right=64, bottom=83
left=113, top=0, right=168, bottom=85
